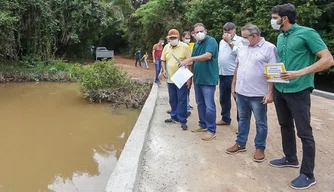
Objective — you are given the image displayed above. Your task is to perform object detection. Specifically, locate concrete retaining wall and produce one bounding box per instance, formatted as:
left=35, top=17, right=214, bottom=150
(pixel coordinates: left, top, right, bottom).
left=105, top=83, right=158, bottom=192
left=313, top=89, right=334, bottom=100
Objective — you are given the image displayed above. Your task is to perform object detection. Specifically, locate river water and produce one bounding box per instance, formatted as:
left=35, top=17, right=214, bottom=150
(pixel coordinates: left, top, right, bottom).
left=0, top=82, right=140, bottom=192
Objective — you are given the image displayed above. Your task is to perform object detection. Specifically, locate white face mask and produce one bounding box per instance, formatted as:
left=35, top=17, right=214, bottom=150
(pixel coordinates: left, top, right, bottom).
left=161, top=42, right=164, bottom=46
left=241, top=38, right=250, bottom=46
left=271, top=19, right=282, bottom=30
left=184, top=39, right=191, bottom=44
left=223, top=33, right=231, bottom=39
left=170, top=39, right=179, bottom=46
left=196, top=32, right=206, bottom=41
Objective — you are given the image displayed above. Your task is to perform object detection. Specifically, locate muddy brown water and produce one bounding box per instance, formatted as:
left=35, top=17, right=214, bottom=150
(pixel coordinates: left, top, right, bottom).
left=0, top=82, right=140, bottom=192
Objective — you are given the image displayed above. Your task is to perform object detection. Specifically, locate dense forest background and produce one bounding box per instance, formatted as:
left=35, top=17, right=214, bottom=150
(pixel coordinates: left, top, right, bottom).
left=1, top=0, right=333, bottom=75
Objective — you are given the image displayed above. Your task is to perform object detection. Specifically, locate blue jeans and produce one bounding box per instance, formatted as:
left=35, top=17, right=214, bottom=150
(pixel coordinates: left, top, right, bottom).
left=236, top=94, right=268, bottom=150
left=168, top=83, right=188, bottom=123
left=219, top=75, right=233, bottom=123
left=144, top=59, right=148, bottom=68
left=194, top=84, right=217, bottom=133
left=187, top=88, right=191, bottom=112
left=155, top=59, right=162, bottom=83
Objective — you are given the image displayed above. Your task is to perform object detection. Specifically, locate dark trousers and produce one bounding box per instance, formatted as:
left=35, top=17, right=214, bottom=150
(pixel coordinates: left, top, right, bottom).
left=168, top=83, right=188, bottom=123
left=135, top=59, right=141, bottom=67
left=219, top=75, right=233, bottom=123
left=274, top=87, right=315, bottom=178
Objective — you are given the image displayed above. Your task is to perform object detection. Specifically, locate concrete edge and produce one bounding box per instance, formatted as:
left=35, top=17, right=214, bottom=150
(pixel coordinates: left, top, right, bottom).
left=105, top=83, right=159, bottom=192
left=312, top=89, right=334, bottom=100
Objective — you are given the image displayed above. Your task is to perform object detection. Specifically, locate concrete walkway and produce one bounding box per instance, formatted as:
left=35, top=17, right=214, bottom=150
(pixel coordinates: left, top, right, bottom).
left=137, top=84, right=334, bottom=192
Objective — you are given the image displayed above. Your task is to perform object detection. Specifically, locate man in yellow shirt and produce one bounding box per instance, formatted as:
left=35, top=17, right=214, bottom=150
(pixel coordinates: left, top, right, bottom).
left=161, top=29, right=191, bottom=130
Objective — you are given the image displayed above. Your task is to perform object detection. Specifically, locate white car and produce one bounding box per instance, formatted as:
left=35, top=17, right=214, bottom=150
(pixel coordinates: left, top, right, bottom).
left=95, top=47, right=114, bottom=61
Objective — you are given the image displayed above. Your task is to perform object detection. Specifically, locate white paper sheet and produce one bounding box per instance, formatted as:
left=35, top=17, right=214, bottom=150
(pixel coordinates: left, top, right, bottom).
left=170, top=67, right=193, bottom=89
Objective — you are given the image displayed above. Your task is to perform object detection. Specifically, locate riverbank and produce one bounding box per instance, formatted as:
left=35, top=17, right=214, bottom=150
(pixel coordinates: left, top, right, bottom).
left=0, top=57, right=154, bottom=108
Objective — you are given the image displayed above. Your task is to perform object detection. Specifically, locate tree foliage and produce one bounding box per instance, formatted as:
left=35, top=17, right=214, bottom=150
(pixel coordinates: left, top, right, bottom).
left=125, top=0, right=333, bottom=58
left=0, top=0, right=108, bottom=61
left=1, top=0, right=333, bottom=75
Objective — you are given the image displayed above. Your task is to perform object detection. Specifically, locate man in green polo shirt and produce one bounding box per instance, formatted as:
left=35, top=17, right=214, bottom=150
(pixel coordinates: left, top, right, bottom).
left=269, top=3, right=334, bottom=190
left=181, top=23, right=219, bottom=141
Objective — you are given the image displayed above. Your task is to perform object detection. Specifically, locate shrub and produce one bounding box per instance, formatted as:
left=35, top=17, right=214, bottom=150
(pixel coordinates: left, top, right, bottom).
left=75, top=60, right=151, bottom=107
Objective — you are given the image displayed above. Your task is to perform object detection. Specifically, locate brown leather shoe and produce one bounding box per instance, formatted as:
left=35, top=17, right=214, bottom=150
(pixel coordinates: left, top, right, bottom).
left=253, top=149, right=265, bottom=162
left=201, top=132, right=216, bottom=141
left=216, top=120, right=230, bottom=126
left=226, top=143, right=246, bottom=154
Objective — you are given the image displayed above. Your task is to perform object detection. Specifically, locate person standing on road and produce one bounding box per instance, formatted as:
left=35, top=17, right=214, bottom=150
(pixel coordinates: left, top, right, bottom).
left=269, top=3, right=334, bottom=190
left=152, top=38, right=165, bottom=84
left=141, top=52, right=149, bottom=69
left=182, top=31, right=194, bottom=115
left=135, top=50, right=141, bottom=67
left=225, top=24, right=278, bottom=163
left=181, top=23, right=219, bottom=141
left=217, top=22, right=243, bottom=127
left=161, top=29, right=191, bottom=130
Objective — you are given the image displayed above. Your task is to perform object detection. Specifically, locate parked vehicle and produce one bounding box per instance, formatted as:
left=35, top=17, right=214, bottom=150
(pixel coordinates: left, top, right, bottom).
left=95, top=47, right=114, bottom=61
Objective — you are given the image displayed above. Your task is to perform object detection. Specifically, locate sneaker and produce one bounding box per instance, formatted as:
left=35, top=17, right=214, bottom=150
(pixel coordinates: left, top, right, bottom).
left=164, top=118, right=178, bottom=124
left=253, top=149, right=265, bottom=163
left=269, top=157, right=299, bottom=168
left=226, top=143, right=246, bottom=154
left=202, top=132, right=216, bottom=141
left=167, top=110, right=171, bottom=114
left=180, top=123, right=188, bottom=130
left=191, top=127, right=207, bottom=132
left=290, top=173, right=316, bottom=190
left=216, top=120, right=230, bottom=126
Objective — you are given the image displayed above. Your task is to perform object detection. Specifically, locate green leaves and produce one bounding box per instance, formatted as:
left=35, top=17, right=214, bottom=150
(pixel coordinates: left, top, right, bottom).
left=0, top=0, right=108, bottom=61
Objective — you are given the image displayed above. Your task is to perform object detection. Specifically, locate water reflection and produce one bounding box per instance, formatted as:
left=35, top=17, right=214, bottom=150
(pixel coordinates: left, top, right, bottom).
left=0, top=83, right=140, bottom=192
left=48, top=146, right=117, bottom=192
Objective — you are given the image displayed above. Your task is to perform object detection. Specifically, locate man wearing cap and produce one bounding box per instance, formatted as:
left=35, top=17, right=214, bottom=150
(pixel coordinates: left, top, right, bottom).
left=181, top=23, right=219, bottom=141
left=161, top=29, right=192, bottom=130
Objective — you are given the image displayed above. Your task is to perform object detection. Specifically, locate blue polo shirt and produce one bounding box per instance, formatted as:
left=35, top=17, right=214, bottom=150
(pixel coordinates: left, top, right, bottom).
left=192, top=35, right=219, bottom=85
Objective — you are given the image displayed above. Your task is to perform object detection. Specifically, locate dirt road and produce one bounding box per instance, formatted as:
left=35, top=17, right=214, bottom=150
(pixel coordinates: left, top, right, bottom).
left=114, top=56, right=155, bottom=80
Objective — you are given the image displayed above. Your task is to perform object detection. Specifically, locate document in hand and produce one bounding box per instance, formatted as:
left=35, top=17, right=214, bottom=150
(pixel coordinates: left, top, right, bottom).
left=264, top=63, right=289, bottom=83
left=171, top=66, right=193, bottom=89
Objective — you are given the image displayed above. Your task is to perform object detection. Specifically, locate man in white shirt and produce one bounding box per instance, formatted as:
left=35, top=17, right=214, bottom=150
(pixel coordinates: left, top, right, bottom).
left=217, top=22, right=243, bottom=126
left=226, top=24, right=278, bottom=163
